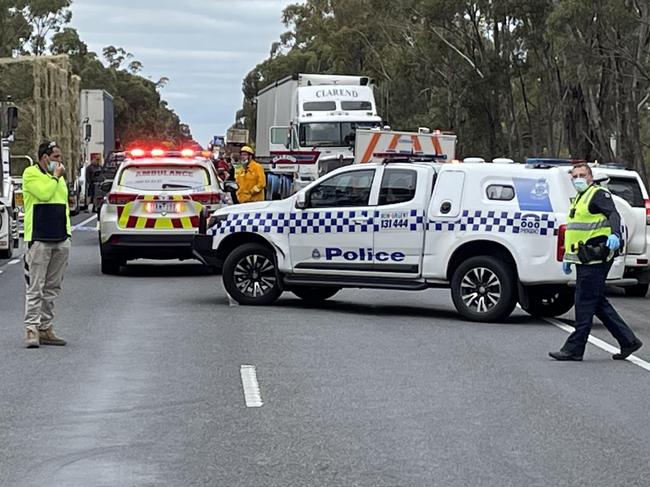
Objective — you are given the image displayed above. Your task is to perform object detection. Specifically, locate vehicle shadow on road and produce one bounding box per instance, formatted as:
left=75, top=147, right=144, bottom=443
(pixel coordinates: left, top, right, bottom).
left=274, top=297, right=541, bottom=326
left=119, top=263, right=214, bottom=278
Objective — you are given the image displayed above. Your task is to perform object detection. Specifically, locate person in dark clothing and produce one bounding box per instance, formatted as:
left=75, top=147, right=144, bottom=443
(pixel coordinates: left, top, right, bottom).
left=85, top=154, right=103, bottom=212
left=549, top=163, right=642, bottom=361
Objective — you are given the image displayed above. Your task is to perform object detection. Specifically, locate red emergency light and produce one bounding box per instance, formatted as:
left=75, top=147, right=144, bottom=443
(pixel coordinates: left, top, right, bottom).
left=130, top=148, right=146, bottom=158
left=151, top=148, right=165, bottom=157
left=180, top=149, right=195, bottom=158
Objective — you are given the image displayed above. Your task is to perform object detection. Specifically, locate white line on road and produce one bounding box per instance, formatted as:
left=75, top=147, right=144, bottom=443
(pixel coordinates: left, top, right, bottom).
left=7, top=259, right=19, bottom=265
left=71, top=214, right=97, bottom=231
left=240, top=365, right=263, bottom=407
left=544, top=317, right=650, bottom=372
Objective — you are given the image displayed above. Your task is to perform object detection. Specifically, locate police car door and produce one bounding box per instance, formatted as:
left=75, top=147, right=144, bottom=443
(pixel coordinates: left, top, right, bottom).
left=373, top=166, right=428, bottom=275
left=289, top=167, right=378, bottom=274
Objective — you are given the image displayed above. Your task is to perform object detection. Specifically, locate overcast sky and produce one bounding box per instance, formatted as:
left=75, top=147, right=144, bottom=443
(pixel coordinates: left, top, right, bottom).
left=70, top=0, right=296, bottom=146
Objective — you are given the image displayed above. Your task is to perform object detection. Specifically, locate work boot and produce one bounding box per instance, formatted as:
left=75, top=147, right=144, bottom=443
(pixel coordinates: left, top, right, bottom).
left=39, top=326, right=67, bottom=346
left=613, top=339, right=642, bottom=360
left=25, top=326, right=40, bottom=349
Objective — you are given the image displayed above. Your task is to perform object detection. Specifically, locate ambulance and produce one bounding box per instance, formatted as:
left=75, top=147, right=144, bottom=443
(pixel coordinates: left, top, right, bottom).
left=193, top=158, right=631, bottom=322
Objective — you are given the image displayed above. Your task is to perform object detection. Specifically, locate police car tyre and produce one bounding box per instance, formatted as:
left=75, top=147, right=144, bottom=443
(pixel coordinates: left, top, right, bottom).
left=451, top=256, right=517, bottom=322
left=520, top=286, right=574, bottom=317
left=291, top=286, right=340, bottom=302
left=624, top=283, right=649, bottom=298
left=222, top=243, right=282, bottom=305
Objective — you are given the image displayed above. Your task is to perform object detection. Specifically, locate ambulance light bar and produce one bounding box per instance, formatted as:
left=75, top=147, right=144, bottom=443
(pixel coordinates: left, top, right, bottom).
left=128, top=148, right=205, bottom=159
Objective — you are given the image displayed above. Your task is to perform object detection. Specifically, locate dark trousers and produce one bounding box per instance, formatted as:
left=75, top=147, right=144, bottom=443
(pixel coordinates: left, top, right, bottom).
left=562, top=260, right=638, bottom=356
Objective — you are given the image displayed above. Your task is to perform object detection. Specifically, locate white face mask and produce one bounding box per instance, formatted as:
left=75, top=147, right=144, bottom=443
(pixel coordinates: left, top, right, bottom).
left=573, top=177, right=589, bottom=193
left=48, top=161, right=58, bottom=172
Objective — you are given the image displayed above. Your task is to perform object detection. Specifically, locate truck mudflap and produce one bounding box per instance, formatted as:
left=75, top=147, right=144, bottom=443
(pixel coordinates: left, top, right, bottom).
left=192, top=234, right=221, bottom=268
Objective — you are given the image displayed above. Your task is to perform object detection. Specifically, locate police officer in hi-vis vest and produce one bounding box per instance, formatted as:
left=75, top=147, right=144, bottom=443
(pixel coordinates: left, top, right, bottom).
left=22, top=141, right=71, bottom=348
left=549, top=163, right=642, bottom=361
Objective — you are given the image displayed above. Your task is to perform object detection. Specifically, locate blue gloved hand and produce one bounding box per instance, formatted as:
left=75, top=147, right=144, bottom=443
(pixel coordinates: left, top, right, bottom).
left=606, top=234, right=621, bottom=251
left=562, top=262, right=572, bottom=275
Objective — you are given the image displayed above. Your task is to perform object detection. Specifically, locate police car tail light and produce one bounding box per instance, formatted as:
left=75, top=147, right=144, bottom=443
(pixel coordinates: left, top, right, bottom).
left=645, top=198, right=650, bottom=225
left=107, top=192, right=138, bottom=205
left=151, top=148, right=165, bottom=157
left=556, top=224, right=567, bottom=262
left=191, top=192, right=221, bottom=204
left=181, top=149, right=195, bottom=158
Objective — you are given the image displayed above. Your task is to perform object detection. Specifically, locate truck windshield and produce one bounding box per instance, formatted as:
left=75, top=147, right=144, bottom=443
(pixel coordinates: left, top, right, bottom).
left=299, top=121, right=381, bottom=148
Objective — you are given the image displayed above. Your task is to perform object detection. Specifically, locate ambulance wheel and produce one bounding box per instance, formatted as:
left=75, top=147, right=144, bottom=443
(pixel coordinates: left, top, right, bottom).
left=101, top=256, right=121, bottom=275
left=451, top=256, right=517, bottom=322
left=291, top=286, right=340, bottom=302
left=223, top=243, right=281, bottom=305
left=521, top=286, right=574, bottom=317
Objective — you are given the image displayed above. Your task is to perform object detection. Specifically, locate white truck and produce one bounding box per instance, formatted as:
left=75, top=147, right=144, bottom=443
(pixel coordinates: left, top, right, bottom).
left=193, top=159, right=631, bottom=322
left=76, top=89, right=115, bottom=214
left=0, top=103, right=20, bottom=258
left=255, top=73, right=382, bottom=192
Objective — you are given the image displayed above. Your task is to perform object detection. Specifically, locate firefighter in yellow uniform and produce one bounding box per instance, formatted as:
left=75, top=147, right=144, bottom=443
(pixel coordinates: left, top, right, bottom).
left=235, top=146, right=266, bottom=203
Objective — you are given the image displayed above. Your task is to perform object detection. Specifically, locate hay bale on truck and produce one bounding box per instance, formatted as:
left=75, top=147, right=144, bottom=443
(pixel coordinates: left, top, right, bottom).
left=0, top=55, right=82, bottom=213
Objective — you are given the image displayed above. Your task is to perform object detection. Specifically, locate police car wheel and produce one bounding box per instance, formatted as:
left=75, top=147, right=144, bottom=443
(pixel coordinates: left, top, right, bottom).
left=223, top=243, right=281, bottom=305
left=451, top=256, right=516, bottom=322
left=291, top=286, right=340, bottom=302
left=521, top=286, right=574, bottom=317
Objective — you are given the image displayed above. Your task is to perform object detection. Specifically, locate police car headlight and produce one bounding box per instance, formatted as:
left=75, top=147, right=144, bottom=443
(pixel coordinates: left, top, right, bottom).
left=208, top=214, right=228, bottom=229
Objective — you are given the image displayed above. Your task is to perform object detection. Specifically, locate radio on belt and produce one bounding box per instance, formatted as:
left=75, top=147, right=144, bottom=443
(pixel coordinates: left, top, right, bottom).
left=194, top=157, right=631, bottom=323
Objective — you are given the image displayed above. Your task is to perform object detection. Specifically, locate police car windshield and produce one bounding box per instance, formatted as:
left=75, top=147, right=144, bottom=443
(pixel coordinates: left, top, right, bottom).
left=119, top=164, right=210, bottom=191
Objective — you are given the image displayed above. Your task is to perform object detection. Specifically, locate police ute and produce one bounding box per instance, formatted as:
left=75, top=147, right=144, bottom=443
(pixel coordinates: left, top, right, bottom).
left=99, top=148, right=231, bottom=275
left=193, top=158, right=631, bottom=322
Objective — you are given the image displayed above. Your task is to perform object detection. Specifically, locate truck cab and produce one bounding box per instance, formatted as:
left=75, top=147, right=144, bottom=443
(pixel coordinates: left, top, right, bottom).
left=194, top=160, right=630, bottom=322
left=257, top=74, right=382, bottom=194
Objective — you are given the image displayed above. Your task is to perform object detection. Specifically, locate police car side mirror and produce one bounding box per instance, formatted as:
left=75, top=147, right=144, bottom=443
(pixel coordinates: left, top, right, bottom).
left=99, top=180, right=113, bottom=192
left=295, top=191, right=308, bottom=209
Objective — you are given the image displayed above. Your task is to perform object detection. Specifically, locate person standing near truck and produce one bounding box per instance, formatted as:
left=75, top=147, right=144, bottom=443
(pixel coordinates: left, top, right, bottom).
left=21, top=141, right=70, bottom=348
left=235, top=146, right=266, bottom=203
left=549, top=163, right=642, bottom=361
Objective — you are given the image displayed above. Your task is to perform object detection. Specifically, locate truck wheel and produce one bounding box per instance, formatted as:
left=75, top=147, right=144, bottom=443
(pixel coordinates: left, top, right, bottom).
left=0, top=211, right=14, bottom=259
left=521, top=285, right=574, bottom=317
left=451, top=256, right=517, bottom=322
left=70, top=191, right=80, bottom=216
left=624, top=283, right=649, bottom=298
left=101, top=256, right=121, bottom=275
left=223, top=243, right=281, bottom=305
left=292, top=286, right=340, bottom=302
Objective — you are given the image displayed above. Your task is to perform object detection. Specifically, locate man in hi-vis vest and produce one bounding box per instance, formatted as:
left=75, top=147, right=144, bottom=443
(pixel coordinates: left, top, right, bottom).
left=22, top=141, right=71, bottom=348
left=549, top=163, right=642, bottom=361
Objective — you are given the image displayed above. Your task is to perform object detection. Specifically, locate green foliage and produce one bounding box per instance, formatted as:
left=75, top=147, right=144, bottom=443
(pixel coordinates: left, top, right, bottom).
left=238, top=0, right=650, bottom=184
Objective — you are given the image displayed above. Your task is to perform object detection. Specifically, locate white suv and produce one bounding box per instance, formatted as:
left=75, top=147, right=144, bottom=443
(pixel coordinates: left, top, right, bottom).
left=99, top=149, right=227, bottom=274
left=592, top=165, right=649, bottom=297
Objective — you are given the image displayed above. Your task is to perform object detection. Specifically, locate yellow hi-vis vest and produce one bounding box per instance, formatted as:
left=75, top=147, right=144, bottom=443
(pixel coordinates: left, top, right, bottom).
left=564, top=185, right=612, bottom=264
left=22, top=165, right=70, bottom=242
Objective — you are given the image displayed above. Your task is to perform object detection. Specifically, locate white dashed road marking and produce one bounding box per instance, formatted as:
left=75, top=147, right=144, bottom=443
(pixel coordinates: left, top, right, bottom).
left=545, top=317, right=650, bottom=372
left=240, top=365, right=263, bottom=408
left=8, top=259, right=19, bottom=265
left=71, top=214, right=97, bottom=231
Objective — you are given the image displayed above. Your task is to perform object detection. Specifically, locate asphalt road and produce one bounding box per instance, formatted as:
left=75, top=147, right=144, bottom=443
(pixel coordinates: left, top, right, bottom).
left=1, top=215, right=649, bottom=486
